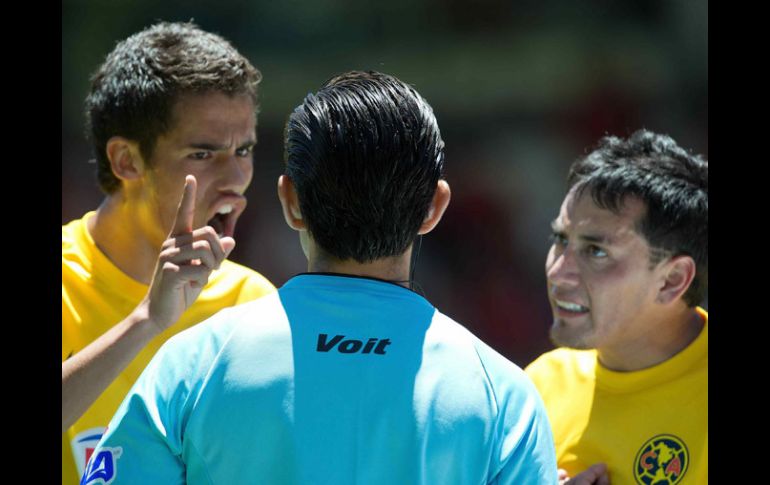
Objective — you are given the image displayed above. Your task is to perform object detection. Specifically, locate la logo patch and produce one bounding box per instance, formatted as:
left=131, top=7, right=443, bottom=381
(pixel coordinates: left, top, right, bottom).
left=71, top=427, right=107, bottom=477
left=80, top=446, right=122, bottom=485
left=633, top=434, right=688, bottom=485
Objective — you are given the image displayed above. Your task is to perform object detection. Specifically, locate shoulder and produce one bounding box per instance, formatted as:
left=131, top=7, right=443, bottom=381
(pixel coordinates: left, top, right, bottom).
left=62, top=213, right=91, bottom=254
left=526, top=347, right=596, bottom=373
left=429, top=311, right=539, bottom=405
left=61, top=219, right=77, bottom=246
left=208, top=259, right=276, bottom=301
left=525, top=347, right=596, bottom=387
left=63, top=213, right=94, bottom=282
left=429, top=311, right=522, bottom=372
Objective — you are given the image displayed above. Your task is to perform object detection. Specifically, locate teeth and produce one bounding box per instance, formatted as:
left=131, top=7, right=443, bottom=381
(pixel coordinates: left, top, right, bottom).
left=217, top=204, right=233, bottom=215
left=555, top=300, right=588, bottom=312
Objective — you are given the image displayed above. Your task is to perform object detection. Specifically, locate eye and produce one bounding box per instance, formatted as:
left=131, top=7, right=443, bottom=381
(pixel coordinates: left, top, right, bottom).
left=586, top=245, right=608, bottom=258
left=235, top=146, right=254, bottom=157
left=189, top=151, right=212, bottom=160
left=549, top=232, right=568, bottom=247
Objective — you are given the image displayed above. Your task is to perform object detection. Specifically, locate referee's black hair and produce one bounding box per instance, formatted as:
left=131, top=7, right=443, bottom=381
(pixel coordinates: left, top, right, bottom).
left=85, top=21, right=262, bottom=194
left=284, top=70, right=445, bottom=263
left=568, top=129, right=708, bottom=307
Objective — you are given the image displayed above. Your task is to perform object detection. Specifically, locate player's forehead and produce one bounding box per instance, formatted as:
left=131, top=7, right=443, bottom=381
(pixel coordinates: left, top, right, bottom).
left=553, top=188, right=646, bottom=243
left=165, top=91, right=257, bottom=141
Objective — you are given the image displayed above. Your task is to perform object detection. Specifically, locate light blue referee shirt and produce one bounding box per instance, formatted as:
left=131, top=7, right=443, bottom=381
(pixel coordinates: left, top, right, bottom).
left=83, top=274, right=557, bottom=484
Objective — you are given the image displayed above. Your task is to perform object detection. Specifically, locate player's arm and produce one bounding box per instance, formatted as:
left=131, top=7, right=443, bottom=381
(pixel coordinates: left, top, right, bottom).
left=62, top=175, right=236, bottom=432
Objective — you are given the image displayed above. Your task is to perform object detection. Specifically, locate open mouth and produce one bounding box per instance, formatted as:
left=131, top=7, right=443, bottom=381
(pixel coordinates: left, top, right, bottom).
left=208, top=204, right=234, bottom=238
left=205, top=194, right=247, bottom=238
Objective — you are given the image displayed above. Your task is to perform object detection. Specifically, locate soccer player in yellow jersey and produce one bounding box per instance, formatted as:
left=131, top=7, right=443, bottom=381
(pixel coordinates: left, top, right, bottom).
left=62, top=22, right=275, bottom=485
left=525, top=130, right=707, bottom=485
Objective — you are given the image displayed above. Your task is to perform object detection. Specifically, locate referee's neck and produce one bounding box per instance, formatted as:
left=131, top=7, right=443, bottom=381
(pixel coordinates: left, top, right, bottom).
left=307, top=246, right=413, bottom=288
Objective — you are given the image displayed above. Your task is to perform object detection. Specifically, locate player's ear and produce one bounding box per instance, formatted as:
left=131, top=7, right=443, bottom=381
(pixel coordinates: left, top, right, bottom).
left=277, top=175, right=306, bottom=230
left=656, top=254, right=696, bottom=305
left=106, top=136, right=145, bottom=181
left=418, top=180, right=451, bottom=235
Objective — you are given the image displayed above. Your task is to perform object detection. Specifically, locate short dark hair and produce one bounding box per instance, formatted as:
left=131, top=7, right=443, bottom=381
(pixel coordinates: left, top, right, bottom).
left=568, top=129, right=708, bottom=306
left=284, top=70, right=445, bottom=263
left=85, top=21, right=262, bottom=194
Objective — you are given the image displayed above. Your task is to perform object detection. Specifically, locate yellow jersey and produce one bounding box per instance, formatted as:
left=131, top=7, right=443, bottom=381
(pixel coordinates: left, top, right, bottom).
left=525, top=308, right=707, bottom=485
left=62, top=212, right=276, bottom=485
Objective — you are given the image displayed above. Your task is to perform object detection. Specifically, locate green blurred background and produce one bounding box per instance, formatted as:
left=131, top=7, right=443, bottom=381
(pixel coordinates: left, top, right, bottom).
left=62, top=0, right=707, bottom=366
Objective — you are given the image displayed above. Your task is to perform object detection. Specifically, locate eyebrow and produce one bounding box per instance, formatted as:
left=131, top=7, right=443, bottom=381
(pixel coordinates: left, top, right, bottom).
left=550, top=220, right=613, bottom=245
left=578, top=234, right=612, bottom=245
left=188, top=140, right=256, bottom=151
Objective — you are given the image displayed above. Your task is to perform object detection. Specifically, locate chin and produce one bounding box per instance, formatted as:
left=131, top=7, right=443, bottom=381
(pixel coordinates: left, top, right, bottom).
left=549, top=320, right=594, bottom=350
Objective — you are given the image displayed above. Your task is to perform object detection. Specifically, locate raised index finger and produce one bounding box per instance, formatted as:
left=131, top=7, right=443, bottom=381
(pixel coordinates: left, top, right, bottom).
left=170, top=175, right=197, bottom=236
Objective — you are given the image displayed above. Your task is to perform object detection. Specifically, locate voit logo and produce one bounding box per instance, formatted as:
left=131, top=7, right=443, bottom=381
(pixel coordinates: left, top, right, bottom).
left=633, top=434, right=688, bottom=485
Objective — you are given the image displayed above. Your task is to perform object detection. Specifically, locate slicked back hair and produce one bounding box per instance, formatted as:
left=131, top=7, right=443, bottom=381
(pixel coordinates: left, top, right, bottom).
left=568, top=129, right=708, bottom=306
left=284, top=71, right=446, bottom=263
left=85, top=21, right=262, bottom=194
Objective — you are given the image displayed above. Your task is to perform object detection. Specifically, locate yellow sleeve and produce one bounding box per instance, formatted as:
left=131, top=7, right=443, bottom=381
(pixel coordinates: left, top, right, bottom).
left=62, top=285, right=73, bottom=362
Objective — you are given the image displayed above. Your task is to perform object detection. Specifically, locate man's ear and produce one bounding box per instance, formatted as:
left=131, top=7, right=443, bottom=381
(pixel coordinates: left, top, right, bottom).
left=656, top=255, right=696, bottom=305
left=277, top=175, right=306, bottom=230
left=106, top=137, right=145, bottom=181
left=418, top=180, right=451, bottom=235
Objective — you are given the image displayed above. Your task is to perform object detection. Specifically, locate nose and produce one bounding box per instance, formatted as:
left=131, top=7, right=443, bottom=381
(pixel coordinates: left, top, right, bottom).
left=546, top=245, right=579, bottom=288
left=219, top=152, right=253, bottom=193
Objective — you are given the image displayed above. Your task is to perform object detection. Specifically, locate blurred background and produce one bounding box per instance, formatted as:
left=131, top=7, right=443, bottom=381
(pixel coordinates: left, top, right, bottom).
left=62, top=0, right=707, bottom=367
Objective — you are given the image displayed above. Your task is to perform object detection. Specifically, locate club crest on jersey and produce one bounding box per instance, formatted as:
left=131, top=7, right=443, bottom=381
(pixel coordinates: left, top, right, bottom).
left=633, top=434, right=688, bottom=485
left=80, top=446, right=122, bottom=485
left=71, top=427, right=107, bottom=477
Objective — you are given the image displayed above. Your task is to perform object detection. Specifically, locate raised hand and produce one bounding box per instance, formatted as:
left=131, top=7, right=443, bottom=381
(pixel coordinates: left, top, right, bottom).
left=63, top=175, right=240, bottom=431
left=145, top=175, right=237, bottom=332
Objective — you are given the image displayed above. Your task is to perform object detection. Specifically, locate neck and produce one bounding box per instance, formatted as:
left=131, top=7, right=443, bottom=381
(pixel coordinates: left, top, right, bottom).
left=598, top=306, right=704, bottom=372
left=308, top=246, right=413, bottom=288
left=88, top=195, right=161, bottom=285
